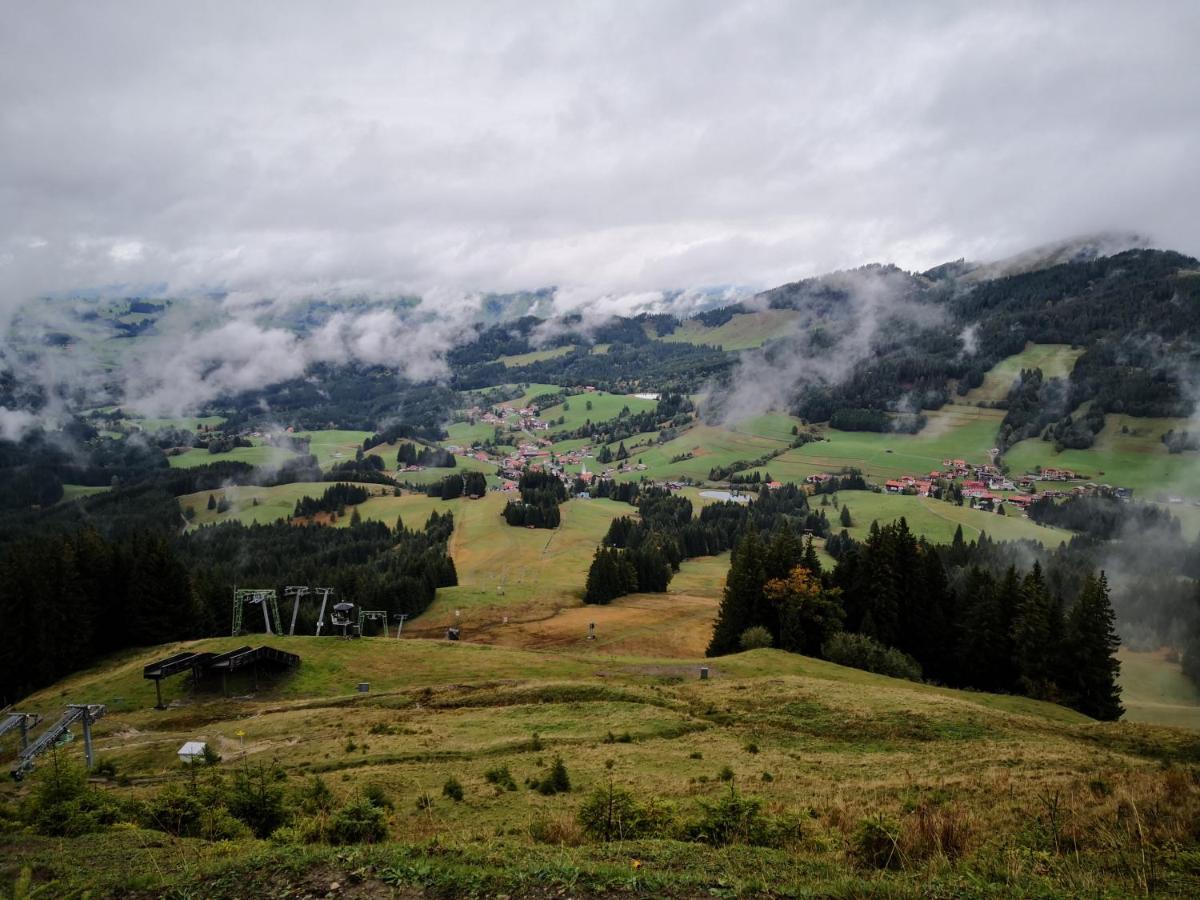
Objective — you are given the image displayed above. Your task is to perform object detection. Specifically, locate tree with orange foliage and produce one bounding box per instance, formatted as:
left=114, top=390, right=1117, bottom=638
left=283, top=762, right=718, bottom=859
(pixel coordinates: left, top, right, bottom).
left=763, top=565, right=845, bottom=656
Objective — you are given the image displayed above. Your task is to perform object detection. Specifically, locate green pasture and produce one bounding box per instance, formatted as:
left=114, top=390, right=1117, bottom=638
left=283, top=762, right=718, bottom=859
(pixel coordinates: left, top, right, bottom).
left=660, top=309, right=802, bottom=350
left=956, top=343, right=1084, bottom=405
left=1004, top=414, right=1200, bottom=498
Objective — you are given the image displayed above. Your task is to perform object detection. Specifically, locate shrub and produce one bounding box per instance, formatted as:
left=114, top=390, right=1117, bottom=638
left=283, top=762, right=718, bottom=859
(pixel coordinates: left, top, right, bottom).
left=23, top=754, right=120, bottom=837
left=297, top=775, right=336, bottom=814
left=92, top=759, right=118, bottom=779
left=822, top=633, right=923, bottom=682
left=201, top=743, right=222, bottom=766
left=415, top=792, right=434, bottom=811
left=485, top=765, right=517, bottom=791
left=854, top=814, right=903, bottom=869
left=684, top=790, right=802, bottom=848
left=739, top=626, right=774, bottom=651
left=534, top=757, right=572, bottom=795
left=442, top=777, right=464, bottom=802
left=577, top=785, right=673, bottom=841
left=140, top=784, right=248, bottom=840
left=718, top=766, right=735, bottom=783
left=329, top=797, right=388, bottom=844
left=226, top=762, right=289, bottom=838
left=362, top=783, right=393, bottom=811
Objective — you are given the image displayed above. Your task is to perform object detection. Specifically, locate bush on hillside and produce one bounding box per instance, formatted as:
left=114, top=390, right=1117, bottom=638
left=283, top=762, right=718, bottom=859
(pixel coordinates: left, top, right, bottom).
left=329, top=796, right=388, bottom=844
left=822, top=633, right=922, bottom=682
left=577, top=785, right=674, bottom=841
left=22, top=755, right=123, bottom=837
left=739, top=626, right=773, bottom=651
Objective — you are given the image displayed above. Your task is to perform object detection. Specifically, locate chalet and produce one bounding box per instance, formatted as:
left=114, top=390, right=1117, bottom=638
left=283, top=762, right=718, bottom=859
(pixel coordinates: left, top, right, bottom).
left=767, top=481, right=784, bottom=490
left=885, top=480, right=906, bottom=493
left=805, top=473, right=833, bottom=484
left=963, top=480, right=986, bottom=491
left=914, top=480, right=933, bottom=497
left=1041, top=467, right=1076, bottom=481
left=1006, top=494, right=1034, bottom=508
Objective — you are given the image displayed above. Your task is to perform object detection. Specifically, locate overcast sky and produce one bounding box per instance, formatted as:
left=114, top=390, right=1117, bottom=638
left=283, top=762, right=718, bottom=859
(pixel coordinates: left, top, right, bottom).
left=2, top=0, right=1199, bottom=311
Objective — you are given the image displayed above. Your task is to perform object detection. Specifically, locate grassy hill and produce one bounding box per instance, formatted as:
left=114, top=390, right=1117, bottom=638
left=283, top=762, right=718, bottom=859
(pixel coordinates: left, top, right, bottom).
left=5, top=636, right=1200, bottom=897
left=955, top=342, right=1084, bottom=405
left=659, top=309, right=802, bottom=350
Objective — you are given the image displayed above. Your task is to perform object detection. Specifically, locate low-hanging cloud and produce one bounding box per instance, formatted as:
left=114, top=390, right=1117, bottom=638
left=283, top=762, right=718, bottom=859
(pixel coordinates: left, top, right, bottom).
left=705, top=266, right=944, bottom=423
left=1, top=2, right=1198, bottom=321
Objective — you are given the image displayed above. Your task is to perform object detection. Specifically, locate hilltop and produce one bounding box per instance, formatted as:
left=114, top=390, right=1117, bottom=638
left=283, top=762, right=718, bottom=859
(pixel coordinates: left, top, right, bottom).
left=5, top=634, right=1200, bottom=897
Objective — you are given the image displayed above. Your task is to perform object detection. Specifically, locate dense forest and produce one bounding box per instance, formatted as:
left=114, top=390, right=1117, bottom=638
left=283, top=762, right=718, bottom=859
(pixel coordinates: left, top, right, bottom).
left=0, top=512, right=456, bottom=705
left=708, top=517, right=1125, bottom=720
left=584, top=483, right=829, bottom=605
left=503, top=470, right=568, bottom=528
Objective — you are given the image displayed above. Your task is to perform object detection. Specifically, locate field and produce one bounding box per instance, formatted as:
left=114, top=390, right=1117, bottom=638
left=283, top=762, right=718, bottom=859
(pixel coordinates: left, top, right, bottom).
left=130, top=414, right=226, bottom=433
left=414, top=492, right=634, bottom=631
left=826, top=491, right=1070, bottom=546
left=538, top=390, right=658, bottom=432
left=1118, top=648, right=1200, bottom=730
left=1004, top=414, right=1200, bottom=498
left=293, top=429, right=373, bottom=467
left=660, top=309, right=801, bottom=350
left=178, top=481, right=401, bottom=527
left=957, top=342, right=1084, bottom=404
left=58, top=483, right=111, bottom=502
left=497, top=344, right=575, bottom=367
left=167, top=440, right=297, bottom=470
left=7, top=634, right=1200, bottom=897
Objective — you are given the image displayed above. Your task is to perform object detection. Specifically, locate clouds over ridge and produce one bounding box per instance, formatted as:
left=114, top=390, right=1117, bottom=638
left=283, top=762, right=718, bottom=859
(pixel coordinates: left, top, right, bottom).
left=1, top=0, right=1198, bottom=313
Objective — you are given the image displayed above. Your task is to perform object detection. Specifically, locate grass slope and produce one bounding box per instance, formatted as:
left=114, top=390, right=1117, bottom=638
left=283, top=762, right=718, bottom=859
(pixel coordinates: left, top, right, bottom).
left=293, top=429, right=373, bottom=468
left=827, top=491, right=1070, bottom=547
left=497, top=345, right=574, bottom=367
left=957, top=342, right=1084, bottom=405
left=10, top=636, right=1200, bottom=897
left=167, top=441, right=297, bottom=470
left=1004, top=414, right=1200, bottom=498
left=1118, top=648, right=1200, bottom=730
left=660, top=309, right=801, bottom=350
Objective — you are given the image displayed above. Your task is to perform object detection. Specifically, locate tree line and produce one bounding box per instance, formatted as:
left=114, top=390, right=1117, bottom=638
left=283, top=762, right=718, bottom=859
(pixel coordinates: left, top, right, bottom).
left=503, top=470, right=567, bottom=528
left=708, top=518, right=1124, bottom=720
left=584, top=483, right=830, bottom=605
left=0, top=511, right=457, bottom=705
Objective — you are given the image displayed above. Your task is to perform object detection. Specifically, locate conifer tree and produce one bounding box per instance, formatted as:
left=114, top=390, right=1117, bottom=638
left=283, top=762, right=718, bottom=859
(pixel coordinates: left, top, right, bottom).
left=707, top=529, right=766, bottom=656
left=1011, top=562, right=1059, bottom=698
left=1064, top=573, right=1124, bottom=720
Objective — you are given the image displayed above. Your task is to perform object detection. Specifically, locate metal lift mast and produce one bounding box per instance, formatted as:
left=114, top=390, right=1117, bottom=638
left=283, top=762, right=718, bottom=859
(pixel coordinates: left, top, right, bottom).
left=232, top=589, right=283, bottom=636
left=357, top=609, right=389, bottom=637
left=313, top=587, right=334, bottom=636
left=11, top=704, right=106, bottom=780
left=0, top=713, right=41, bottom=752
left=284, top=585, right=310, bottom=636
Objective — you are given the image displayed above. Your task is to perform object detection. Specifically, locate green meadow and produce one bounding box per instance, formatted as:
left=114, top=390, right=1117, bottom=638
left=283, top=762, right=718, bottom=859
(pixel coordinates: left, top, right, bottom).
left=660, top=309, right=802, bottom=350
left=1004, top=414, right=1200, bottom=497
left=956, top=342, right=1084, bottom=405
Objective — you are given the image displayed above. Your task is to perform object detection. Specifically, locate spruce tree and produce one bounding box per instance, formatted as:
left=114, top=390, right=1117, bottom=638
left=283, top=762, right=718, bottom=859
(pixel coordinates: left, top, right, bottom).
left=840, top=505, right=852, bottom=528
left=1011, top=562, right=1057, bottom=698
left=1064, top=573, right=1124, bottom=720
left=707, top=529, right=765, bottom=656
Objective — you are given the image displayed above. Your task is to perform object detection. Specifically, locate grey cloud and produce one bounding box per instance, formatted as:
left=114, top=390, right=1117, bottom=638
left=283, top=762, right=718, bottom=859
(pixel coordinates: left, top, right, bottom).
left=2, top=1, right=1198, bottom=315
